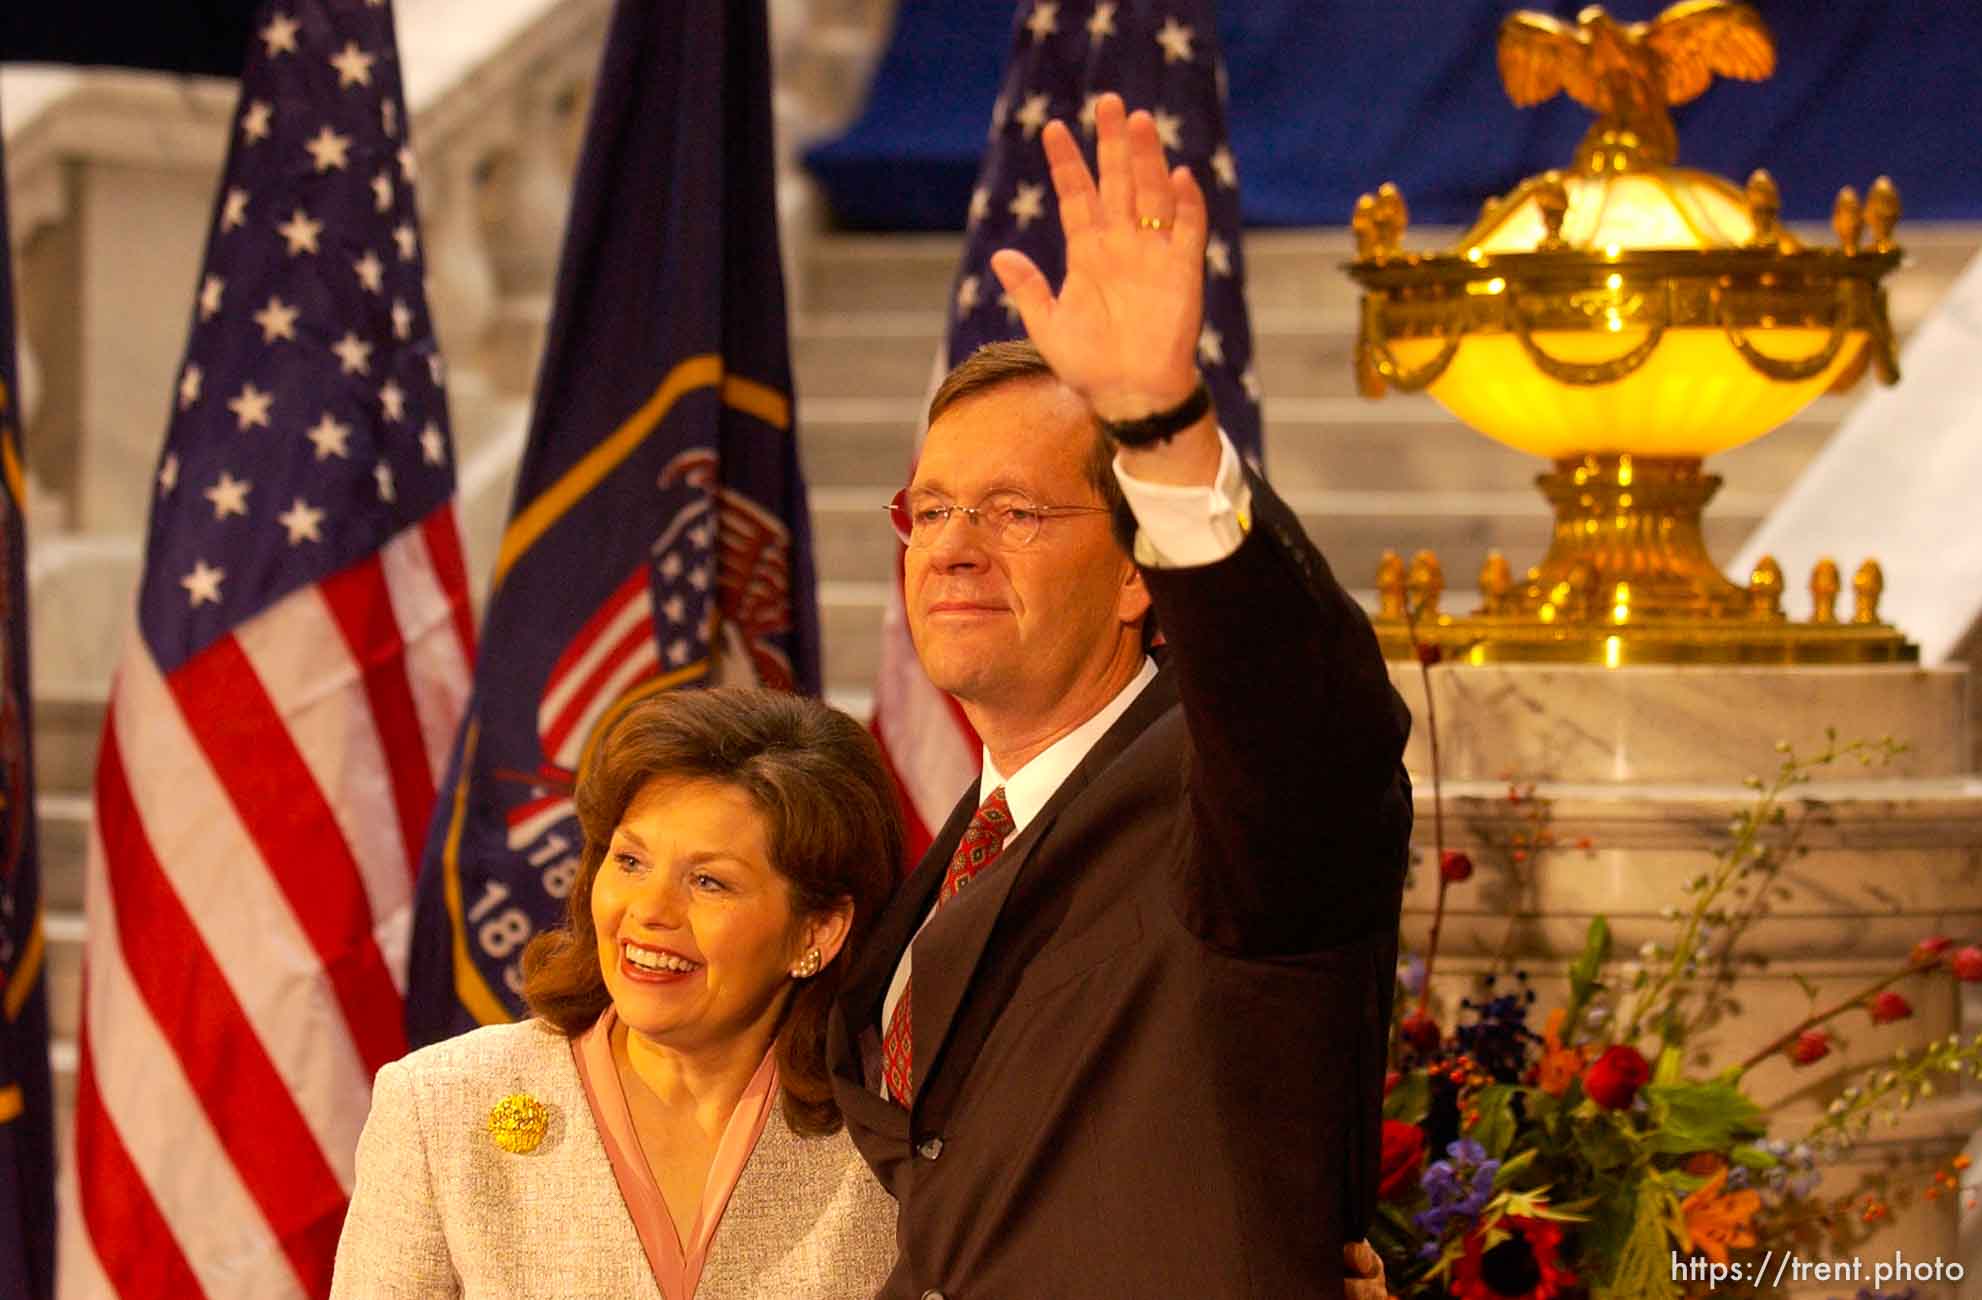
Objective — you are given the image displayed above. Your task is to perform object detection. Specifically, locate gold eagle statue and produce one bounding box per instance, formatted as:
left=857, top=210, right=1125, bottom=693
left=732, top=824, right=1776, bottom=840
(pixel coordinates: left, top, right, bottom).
left=1498, top=1, right=1775, bottom=169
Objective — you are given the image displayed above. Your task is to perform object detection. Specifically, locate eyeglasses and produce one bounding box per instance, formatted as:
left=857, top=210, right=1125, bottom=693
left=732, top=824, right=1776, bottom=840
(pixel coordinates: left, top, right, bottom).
left=884, top=488, right=1113, bottom=550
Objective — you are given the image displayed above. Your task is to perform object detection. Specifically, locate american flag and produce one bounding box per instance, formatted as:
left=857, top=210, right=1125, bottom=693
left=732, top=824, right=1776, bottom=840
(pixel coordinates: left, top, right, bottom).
left=63, top=1, right=474, bottom=1295
left=873, top=0, right=1263, bottom=858
left=0, top=114, right=56, bottom=1300
left=403, top=0, right=819, bottom=1044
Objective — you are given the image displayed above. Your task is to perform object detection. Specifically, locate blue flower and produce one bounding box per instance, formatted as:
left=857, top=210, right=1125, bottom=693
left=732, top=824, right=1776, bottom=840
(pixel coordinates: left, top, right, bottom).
left=1412, top=1137, right=1500, bottom=1241
left=1453, top=976, right=1541, bottom=1084
left=1754, top=1138, right=1822, bottom=1201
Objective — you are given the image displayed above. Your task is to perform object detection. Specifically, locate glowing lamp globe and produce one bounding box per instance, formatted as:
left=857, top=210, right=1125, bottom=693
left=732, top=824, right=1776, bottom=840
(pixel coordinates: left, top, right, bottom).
left=1345, top=1, right=1908, bottom=662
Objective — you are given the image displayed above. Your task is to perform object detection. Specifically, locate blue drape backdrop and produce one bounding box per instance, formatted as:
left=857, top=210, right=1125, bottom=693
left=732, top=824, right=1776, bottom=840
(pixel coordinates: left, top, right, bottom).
left=805, top=0, right=1982, bottom=230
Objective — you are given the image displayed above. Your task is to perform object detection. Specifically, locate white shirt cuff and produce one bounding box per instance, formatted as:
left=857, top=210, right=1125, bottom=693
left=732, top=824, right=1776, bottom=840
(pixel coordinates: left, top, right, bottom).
left=1112, top=430, right=1254, bottom=568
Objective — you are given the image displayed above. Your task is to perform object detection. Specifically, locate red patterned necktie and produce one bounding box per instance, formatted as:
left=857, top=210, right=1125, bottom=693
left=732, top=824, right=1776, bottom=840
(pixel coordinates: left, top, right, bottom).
left=881, top=786, right=1013, bottom=1107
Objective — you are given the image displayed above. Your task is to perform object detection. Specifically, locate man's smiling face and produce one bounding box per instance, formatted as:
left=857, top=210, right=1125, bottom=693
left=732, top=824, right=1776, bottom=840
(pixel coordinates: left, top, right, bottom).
left=905, top=375, right=1145, bottom=719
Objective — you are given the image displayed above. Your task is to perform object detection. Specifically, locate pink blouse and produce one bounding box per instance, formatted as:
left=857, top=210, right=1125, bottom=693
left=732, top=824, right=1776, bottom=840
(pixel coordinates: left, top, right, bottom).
left=571, top=1009, right=780, bottom=1300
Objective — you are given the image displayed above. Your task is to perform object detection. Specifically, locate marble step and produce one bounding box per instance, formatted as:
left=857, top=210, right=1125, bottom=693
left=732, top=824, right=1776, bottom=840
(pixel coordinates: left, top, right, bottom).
left=796, top=225, right=1982, bottom=321
left=34, top=772, right=1980, bottom=1104
left=798, top=230, right=1367, bottom=316
left=26, top=595, right=899, bottom=805
left=37, top=769, right=1980, bottom=1033
left=805, top=483, right=1773, bottom=597
left=18, top=465, right=1838, bottom=801
left=35, top=794, right=87, bottom=912
left=23, top=464, right=1793, bottom=798
left=796, top=392, right=1848, bottom=493
left=794, top=306, right=1370, bottom=400
left=31, top=694, right=106, bottom=811
left=793, top=252, right=1972, bottom=403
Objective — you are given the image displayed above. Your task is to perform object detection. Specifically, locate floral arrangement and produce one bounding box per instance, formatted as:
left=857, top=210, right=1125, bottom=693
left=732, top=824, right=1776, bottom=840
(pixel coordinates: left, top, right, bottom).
left=1373, top=641, right=1982, bottom=1300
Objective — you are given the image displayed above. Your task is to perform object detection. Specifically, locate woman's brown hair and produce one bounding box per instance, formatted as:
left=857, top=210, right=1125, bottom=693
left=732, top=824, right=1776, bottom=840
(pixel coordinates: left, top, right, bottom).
left=520, top=686, right=902, bottom=1136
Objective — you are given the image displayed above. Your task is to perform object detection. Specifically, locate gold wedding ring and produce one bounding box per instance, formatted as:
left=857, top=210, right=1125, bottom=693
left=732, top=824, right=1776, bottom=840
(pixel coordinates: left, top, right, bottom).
left=1138, top=216, right=1169, bottom=232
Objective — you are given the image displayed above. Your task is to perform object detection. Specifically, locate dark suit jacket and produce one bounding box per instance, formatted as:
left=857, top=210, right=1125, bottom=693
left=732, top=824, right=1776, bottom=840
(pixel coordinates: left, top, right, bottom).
left=828, top=474, right=1413, bottom=1298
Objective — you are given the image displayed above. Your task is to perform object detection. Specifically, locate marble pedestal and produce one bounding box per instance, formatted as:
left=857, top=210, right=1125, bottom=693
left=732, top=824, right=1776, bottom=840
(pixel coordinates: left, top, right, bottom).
left=1388, top=662, right=1982, bottom=1299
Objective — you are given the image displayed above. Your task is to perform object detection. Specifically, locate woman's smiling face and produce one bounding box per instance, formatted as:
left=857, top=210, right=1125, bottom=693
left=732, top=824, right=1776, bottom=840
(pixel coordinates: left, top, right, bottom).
left=591, top=777, right=813, bottom=1057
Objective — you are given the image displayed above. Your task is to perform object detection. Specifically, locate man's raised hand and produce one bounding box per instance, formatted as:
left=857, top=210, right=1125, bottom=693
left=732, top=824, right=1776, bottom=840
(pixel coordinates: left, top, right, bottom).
left=989, top=92, right=1208, bottom=426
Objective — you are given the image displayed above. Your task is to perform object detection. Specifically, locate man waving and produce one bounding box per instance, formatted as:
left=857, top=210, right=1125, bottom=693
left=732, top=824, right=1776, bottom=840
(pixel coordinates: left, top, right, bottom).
left=829, top=93, right=1412, bottom=1298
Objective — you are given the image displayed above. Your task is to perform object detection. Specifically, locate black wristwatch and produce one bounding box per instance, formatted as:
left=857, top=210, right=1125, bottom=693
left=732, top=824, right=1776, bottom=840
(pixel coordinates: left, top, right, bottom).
left=1097, top=378, right=1211, bottom=448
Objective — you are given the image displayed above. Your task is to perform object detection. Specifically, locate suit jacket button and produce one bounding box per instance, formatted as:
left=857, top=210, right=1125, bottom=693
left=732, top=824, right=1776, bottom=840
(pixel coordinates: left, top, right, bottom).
left=916, top=1136, right=944, bottom=1161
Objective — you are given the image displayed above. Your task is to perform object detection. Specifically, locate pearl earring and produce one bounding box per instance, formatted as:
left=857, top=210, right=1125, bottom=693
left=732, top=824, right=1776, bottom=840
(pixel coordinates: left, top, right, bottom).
left=790, top=947, right=822, bottom=979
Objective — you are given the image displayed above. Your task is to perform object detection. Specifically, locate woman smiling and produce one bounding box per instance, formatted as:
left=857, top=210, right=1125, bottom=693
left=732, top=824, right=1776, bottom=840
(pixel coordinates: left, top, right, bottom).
left=331, top=688, right=900, bottom=1299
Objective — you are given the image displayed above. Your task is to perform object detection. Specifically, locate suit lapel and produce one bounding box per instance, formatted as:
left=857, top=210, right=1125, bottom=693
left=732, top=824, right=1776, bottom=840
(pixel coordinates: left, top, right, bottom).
left=828, top=783, right=979, bottom=1138
left=840, top=786, right=977, bottom=1029
left=905, top=803, right=1049, bottom=1102
left=908, top=670, right=1180, bottom=1105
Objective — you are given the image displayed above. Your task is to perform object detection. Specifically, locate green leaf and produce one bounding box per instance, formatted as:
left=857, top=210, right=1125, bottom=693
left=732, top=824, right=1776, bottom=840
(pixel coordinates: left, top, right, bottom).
left=1602, top=1179, right=1683, bottom=1300
left=1367, top=1205, right=1420, bottom=1260
left=1492, top=1185, right=1588, bottom=1222
left=1643, top=1080, right=1767, bottom=1155
left=1468, top=1085, right=1521, bottom=1158
left=1662, top=1169, right=1714, bottom=1199
left=1572, top=1109, right=1642, bottom=1175
left=1384, top=1070, right=1431, bottom=1124
left=1367, top=1207, right=1442, bottom=1297
left=1576, top=1179, right=1650, bottom=1294
left=1493, top=1148, right=1540, bottom=1186
left=1729, top=1143, right=1778, bottom=1171
left=1564, top=916, right=1612, bottom=1033
left=1653, top=1044, right=1685, bottom=1086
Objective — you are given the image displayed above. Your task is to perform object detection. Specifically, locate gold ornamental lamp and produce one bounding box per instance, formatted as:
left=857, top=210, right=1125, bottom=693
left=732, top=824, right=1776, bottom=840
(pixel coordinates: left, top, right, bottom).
left=1347, top=0, right=1912, bottom=665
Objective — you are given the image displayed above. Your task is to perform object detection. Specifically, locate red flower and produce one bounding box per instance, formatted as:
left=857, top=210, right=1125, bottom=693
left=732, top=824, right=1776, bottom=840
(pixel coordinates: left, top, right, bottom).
left=1398, top=1011, right=1441, bottom=1054
left=1683, top=1152, right=1727, bottom=1178
left=1954, top=947, right=1982, bottom=982
left=1911, top=935, right=1953, bottom=967
left=1582, top=1044, right=1650, bottom=1110
left=1378, top=1120, right=1426, bottom=1201
left=1790, top=1030, right=1832, bottom=1065
left=1451, top=1214, right=1577, bottom=1300
left=1416, top=643, right=1444, bottom=667
left=1384, top=1070, right=1403, bottom=1096
left=1440, top=850, right=1475, bottom=883
left=1868, top=991, right=1913, bottom=1024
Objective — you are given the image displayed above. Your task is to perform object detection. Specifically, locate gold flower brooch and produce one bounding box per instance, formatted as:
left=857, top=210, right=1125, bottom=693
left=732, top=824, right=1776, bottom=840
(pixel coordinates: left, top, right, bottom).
left=488, top=1093, right=550, bottom=1154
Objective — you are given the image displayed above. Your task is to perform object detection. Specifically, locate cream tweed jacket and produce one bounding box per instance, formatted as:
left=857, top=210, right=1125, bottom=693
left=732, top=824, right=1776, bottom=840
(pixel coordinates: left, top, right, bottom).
left=330, top=1019, right=897, bottom=1299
